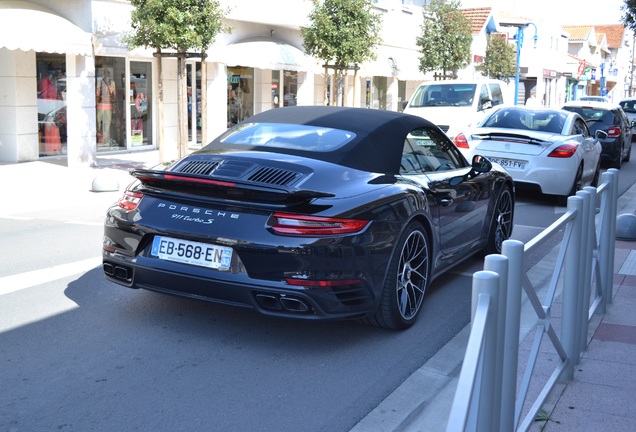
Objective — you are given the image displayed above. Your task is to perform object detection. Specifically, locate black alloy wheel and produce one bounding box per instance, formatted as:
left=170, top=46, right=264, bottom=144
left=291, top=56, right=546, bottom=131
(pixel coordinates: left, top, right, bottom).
left=484, top=186, right=514, bottom=255
left=363, top=221, right=430, bottom=330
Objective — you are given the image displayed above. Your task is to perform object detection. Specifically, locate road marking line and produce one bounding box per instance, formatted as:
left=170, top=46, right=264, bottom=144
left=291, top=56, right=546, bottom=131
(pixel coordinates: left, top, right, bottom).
left=0, top=215, right=34, bottom=221
left=0, top=257, right=101, bottom=296
left=64, top=220, right=103, bottom=226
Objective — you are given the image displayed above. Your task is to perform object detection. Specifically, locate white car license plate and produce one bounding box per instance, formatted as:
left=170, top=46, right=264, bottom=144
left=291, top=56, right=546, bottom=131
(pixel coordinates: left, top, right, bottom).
left=151, top=236, right=232, bottom=270
left=488, top=157, right=527, bottom=170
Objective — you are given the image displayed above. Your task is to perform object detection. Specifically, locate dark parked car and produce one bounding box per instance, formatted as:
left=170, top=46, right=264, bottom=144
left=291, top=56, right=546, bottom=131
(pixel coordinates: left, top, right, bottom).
left=619, top=98, right=636, bottom=141
left=103, top=106, right=514, bottom=330
left=562, top=101, right=632, bottom=168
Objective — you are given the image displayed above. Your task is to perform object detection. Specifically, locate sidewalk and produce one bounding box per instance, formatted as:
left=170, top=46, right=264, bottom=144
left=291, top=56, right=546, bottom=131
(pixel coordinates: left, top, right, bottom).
left=352, top=176, right=636, bottom=431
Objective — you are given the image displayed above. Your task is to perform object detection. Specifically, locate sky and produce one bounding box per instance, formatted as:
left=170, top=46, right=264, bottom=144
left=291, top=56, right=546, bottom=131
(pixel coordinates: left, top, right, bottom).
left=460, top=0, right=625, bottom=25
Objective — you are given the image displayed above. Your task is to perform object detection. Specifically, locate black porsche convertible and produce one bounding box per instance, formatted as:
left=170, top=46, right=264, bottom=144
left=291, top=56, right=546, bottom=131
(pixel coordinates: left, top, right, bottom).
left=103, top=106, right=514, bottom=329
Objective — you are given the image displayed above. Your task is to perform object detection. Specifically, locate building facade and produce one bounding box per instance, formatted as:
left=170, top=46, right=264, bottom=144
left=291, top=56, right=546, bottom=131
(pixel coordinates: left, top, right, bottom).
left=0, top=0, right=633, bottom=166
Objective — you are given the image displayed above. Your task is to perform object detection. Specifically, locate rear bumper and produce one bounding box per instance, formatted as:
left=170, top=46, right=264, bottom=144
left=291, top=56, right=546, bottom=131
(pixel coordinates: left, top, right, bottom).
left=599, top=138, right=623, bottom=163
left=102, top=253, right=378, bottom=321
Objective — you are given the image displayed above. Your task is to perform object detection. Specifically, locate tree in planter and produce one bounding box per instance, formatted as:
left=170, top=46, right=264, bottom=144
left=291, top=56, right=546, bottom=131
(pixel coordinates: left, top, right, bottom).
left=416, top=0, right=472, bottom=80
left=124, top=0, right=229, bottom=160
left=476, top=33, right=516, bottom=82
left=302, top=0, right=382, bottom=106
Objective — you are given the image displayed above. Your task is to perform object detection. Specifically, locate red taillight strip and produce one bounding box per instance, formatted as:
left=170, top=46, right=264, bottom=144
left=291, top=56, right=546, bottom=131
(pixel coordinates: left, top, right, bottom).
left=547, top=143, right=577, bottom=158
left=607, top=127, right=621, bottom=138
left=285, top=278, right=363, bottom=287
left=271, top=212, right=369, bottom=236
left=118, top=191, right=144, bottom=211
left=163, top=174, right=236, bottom=187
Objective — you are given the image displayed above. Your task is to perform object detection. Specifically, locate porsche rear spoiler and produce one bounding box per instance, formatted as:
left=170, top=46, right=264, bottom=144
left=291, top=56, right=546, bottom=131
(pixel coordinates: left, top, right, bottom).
left=129, top=169, right=335, bottom=205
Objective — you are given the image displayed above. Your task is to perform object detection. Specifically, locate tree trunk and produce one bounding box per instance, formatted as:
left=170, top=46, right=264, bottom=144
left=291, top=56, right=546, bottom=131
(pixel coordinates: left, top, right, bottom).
left=333, top=69, right=340, bottom=107
left=156, top=49, right=166, bottom=163
left=353, top=66, right=358, bottom=108
left=323, top=66, right=328, bottom=106
left=177, top=54, right=188, bottom=159
left=342, top=70, right=347, bottom=107
left=201, top=53, right=207, bottom=146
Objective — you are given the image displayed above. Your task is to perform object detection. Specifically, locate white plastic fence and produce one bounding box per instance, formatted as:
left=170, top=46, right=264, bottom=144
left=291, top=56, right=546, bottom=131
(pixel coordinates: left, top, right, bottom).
left=446, top=169, right=619, bottom=432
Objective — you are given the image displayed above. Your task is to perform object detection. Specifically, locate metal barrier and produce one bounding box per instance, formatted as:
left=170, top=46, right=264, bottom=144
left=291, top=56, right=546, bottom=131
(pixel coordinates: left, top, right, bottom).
left=446, top=169, right=619, bottom=432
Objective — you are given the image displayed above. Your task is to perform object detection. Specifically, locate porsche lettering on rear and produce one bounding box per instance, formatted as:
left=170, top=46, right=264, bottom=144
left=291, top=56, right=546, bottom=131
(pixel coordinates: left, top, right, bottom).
left=157, top=202, right=240, bottom=219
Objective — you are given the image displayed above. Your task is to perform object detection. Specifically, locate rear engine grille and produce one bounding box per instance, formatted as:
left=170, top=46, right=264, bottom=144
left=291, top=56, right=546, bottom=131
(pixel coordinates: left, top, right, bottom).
left=174, top=159, right=303, bottom=187
left=213, top=160, right=255, bottom=177
left=177, top=160, right=221, bottom=175
left=248, top=167, right=301, bottom=186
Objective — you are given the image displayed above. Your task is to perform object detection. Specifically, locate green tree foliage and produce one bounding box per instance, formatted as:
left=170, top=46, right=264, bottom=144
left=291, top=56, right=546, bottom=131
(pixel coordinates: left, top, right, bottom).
left=416, top=0, right=472, bottom=79
left=125, top=0, right=227, bottom=51
left=621, top=0, right=636, bottom=31
left=124, top=0, right=229, bottom=159
left=301, top=0, right=382, bottom=105
left=477, top=33, right=516, bottom=82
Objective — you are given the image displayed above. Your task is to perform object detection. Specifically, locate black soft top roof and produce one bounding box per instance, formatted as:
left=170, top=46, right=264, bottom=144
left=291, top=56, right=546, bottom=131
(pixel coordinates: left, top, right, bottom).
left=204, top=106, right=439, bottom=174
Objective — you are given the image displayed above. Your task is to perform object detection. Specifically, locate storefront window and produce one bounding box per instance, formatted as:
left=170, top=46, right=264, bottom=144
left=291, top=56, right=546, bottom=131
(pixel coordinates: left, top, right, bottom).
left=96, top=57, right=126, bottom=151
left=372, top=76, right=387, bottom=110
left=398, top=80, right=406, bottom=112
left=36, top=53, right=66, bottom=157
left=272, top=70, right=280, bottom=108
left=227, top=66, right=254, bottom=128
left=283, top=70, right=298, bottom=106
left=130, top=61, right=152, bottom=147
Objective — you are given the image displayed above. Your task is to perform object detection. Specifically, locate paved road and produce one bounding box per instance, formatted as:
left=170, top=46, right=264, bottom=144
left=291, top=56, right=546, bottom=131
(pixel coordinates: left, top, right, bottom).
left=2, top=156, right=634, bottom=432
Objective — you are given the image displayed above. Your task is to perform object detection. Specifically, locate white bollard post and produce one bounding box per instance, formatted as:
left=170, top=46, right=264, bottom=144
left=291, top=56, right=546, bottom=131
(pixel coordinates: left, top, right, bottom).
left=500, top=240, right=524, bottom=432
left=484, top=254, right=508, bottom=432
left=562, top=195, right=583, bottom=380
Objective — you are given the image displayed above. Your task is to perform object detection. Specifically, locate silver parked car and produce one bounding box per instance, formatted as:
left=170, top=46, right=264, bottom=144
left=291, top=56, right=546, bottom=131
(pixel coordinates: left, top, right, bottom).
left=455, top=106, right=604, bottom=205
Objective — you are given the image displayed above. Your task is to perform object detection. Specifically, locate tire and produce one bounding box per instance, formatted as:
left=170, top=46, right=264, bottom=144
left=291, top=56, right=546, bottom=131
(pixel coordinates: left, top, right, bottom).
left=363, top=221, right=430, bottom=330
left=610, top=150, right=622, bottom=169
left=559, top=164, right=583, bottom=206
left=591, top=160, right=601, bottom=187
left=483, top=186, right=514, bottom=255
left=624, top=142, right=632, bottom=162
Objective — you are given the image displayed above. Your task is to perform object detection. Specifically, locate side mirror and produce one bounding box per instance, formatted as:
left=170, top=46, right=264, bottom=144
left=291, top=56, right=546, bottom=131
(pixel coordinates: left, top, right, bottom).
left=595, top=130, right=608, bottom=140
left=471, top=154, right=492, bottom=173
left=449, top=155, right=492, bottom=186
left=480, top=99, right=493, bottom=111
left=402, top=100, right=408, bottom=110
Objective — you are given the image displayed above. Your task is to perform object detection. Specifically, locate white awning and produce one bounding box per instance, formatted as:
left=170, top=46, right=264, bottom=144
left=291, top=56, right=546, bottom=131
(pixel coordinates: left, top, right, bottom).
left=209, top=39, right=320, bottom=73
left=0, top=1, right=93, bottom=56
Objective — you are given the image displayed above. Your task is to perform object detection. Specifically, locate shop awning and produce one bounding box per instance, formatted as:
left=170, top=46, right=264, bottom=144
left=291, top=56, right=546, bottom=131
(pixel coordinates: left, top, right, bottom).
left=210, top=39, right=320, bottom=73
left=0, top=1, right=93, bottom=56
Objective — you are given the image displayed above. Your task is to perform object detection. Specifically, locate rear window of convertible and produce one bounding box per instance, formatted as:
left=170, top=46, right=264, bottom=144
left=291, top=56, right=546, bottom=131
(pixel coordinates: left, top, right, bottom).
left=219, top=122, right=356, bottom=152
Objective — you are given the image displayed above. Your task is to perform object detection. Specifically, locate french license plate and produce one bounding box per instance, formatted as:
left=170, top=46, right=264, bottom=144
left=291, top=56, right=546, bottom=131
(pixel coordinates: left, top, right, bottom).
left=151, top=236, right=232, bottom=269
left=487, top=157, right=527, bottom=170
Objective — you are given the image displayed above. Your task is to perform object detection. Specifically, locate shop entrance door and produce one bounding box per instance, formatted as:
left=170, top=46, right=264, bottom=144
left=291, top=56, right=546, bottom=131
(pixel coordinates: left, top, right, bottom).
left=129, top=61, right=153, bottom=148
left=187, top=62, right=202, bottom=146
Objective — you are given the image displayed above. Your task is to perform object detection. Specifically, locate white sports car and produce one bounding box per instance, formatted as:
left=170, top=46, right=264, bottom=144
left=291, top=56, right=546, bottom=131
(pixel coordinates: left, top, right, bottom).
left=453, top=106, right=605, bottom=203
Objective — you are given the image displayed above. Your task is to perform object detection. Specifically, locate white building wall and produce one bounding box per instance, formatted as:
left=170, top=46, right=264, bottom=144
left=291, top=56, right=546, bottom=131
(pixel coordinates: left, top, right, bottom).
left=65, top=52, right=96, bottom=167
left=0, top=49, right=38, bottom=162
left=207, top=62, right=229, bottom=140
